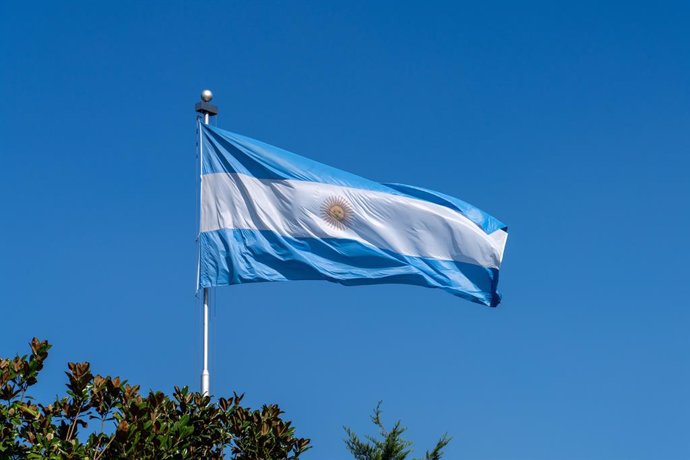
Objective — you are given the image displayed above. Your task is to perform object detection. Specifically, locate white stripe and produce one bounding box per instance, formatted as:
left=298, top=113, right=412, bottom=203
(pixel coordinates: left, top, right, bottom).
left=201, top=173, right=507, bottom=269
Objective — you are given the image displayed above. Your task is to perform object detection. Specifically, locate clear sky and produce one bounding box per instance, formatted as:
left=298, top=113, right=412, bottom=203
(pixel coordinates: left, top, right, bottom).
left=1, top=1, right=688, bottom=458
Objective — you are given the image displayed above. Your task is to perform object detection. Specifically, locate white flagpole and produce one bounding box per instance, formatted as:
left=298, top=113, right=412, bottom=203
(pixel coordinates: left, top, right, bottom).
left=201, top=288, right=210, bottom=396
left=195, top=89, right=218, bottom=397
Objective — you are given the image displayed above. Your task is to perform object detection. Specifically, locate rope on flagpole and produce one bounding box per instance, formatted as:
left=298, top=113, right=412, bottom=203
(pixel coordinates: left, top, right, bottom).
left=193, top=115, right=201, bottom=385
left=212, top=287, right=218, bottom=395
left=194, top=117, right=201, bottom=295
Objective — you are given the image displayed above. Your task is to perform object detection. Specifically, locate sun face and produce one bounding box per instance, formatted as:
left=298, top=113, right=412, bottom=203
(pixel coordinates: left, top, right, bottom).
left=321, top=196, right=353, bottom=230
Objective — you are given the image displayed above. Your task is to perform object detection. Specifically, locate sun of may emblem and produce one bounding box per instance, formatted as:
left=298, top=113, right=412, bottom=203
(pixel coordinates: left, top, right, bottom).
left=321, top=196, right=353, bottom=230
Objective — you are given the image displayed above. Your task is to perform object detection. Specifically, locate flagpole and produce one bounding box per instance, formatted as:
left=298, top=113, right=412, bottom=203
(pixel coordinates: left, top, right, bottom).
left=196, top=89, right=218, bottom=396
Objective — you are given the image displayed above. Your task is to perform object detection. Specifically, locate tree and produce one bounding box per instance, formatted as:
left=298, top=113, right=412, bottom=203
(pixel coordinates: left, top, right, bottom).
left=0, top=338, right=310, bottom=459
left=344, top=402, right=450, bottom=460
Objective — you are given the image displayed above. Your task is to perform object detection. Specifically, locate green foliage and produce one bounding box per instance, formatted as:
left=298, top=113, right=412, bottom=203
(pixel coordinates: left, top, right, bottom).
left=344, top=402, right=450, bottom=460
left=0, top=338, right=310, bottom=459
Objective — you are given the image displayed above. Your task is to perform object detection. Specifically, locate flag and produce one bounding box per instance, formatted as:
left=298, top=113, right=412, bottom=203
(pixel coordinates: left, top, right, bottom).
left=198, top=123, right=508, bottom=307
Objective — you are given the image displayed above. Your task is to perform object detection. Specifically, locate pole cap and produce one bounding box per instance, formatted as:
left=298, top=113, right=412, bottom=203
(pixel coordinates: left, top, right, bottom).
left=201, top=89, right=213, bottom=102
left=196, top=89, right=218, bottom=116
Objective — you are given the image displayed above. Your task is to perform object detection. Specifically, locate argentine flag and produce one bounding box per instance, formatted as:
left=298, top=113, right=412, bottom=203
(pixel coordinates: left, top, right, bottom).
left=198, top=123, right=508, bottom=307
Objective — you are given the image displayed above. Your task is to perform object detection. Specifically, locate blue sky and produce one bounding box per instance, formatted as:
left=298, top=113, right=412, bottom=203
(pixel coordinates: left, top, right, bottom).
left=1, top=1, right=689, bottom=458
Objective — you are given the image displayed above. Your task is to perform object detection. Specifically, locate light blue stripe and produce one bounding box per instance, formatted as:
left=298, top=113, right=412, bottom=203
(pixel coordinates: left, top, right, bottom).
left=200, top=123, right=505, bottom=234
left=199, top=228, right=501, bottom=307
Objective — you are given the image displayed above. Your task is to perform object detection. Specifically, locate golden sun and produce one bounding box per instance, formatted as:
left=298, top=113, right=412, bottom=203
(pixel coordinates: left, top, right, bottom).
left=321, top=196, right=353, bottom=230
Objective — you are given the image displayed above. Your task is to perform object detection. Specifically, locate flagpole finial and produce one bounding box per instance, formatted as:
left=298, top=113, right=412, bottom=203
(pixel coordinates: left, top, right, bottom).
left=201, top=89, right=213, bottom=102
left=196, top=89, right=218, bottom=117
